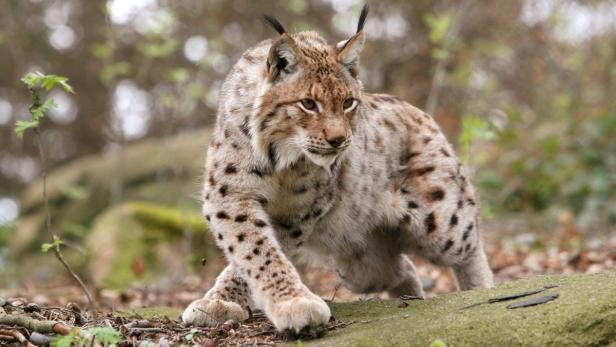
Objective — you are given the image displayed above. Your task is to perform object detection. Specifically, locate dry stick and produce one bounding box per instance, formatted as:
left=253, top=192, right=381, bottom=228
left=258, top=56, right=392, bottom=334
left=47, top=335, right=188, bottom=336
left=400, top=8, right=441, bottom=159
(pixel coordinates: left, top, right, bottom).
left=0, top=314, right=72, bottom=335
left=29, top=87, right=96, bottom=319
left=0, top=329, right=35, bottom=347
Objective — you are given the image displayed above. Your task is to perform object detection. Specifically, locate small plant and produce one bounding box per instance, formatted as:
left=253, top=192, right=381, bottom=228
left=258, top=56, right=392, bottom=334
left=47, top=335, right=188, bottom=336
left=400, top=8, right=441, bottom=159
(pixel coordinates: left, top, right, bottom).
left=429, top=339, right=448, bottom=347
left=15, top=72, right=96, bottom=314
left=184, top=328, right=199, bottom=342
left=458, top=114, right=494, bottom=165
left=87, top=327, right=122, bottom=347
left=41, top=235, right=64, bottom=252
left=51, top=330, right=85, bottom=347
left=51, top=327, right=122, bottom=347
left=16, top=72, right=74, bottom=137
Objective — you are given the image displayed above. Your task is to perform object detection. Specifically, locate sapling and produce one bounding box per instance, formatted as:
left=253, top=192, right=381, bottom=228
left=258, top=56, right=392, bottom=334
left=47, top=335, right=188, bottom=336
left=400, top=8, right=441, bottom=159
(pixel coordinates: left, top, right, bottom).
left=15, top=72, right=96, bottom=315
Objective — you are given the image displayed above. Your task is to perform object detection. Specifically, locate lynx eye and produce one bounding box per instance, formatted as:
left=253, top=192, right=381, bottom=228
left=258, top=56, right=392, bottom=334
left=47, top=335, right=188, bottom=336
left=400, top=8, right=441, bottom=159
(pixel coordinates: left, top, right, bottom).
left=343, top=98, right=356, bottom=110
left=300, top=99, right=317, bottom=111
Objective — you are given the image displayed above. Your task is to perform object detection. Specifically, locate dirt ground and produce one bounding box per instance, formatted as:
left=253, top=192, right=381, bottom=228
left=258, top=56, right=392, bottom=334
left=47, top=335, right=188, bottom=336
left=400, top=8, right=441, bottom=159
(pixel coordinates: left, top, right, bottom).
left=1, top=224, right=615, bottom=346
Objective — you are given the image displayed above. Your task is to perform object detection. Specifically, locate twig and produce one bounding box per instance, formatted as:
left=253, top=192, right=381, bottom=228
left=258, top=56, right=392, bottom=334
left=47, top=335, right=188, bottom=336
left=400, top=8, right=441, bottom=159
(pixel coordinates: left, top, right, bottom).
left=399, top=295, right=424, bottom=301
left=461, top=285, right=559, bottom=310
left=124, top=320, right=152, bottom=329
left=248, top=330, right=276, bottom=337
left=0, top=314, right=72, bottom=335
left=0, top=329, right=36, bottom=347
left=0, top=332, right=16, bottom=341
left=327, top=320, right=356, bottom=330
left=507, top=294, right=559, bottom=309
left=127, top=327, right=165, bottom=333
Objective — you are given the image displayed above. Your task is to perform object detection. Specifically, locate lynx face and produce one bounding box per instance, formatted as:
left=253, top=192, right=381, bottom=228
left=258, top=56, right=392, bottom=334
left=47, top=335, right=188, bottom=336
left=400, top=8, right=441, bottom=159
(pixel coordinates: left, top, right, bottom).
left=253, top=30, right=366, bottom=169
left=280, top=66, right=361, bottom=166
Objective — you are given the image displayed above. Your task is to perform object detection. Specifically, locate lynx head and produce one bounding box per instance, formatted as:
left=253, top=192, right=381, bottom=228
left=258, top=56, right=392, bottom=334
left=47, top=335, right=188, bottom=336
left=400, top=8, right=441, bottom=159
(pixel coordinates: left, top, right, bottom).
left=253, top=5, right=369, bottom=170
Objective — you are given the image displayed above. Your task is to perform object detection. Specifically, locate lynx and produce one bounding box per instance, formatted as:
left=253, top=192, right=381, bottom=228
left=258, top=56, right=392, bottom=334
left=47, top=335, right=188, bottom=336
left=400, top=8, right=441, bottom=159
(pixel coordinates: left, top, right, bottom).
left=182, top=5, right=493, bottom=333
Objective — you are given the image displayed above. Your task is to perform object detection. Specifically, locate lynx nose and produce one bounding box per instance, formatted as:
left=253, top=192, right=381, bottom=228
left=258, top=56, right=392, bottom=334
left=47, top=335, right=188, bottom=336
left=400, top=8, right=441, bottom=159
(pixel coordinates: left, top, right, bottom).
left=327, top=136, right=346, bottom=148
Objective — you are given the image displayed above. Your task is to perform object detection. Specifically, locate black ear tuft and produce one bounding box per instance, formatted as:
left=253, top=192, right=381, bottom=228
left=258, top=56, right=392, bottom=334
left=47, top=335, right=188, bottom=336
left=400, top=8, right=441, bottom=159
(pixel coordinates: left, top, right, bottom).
left=263, top=15, right=286, bottom=35
left=356, top=4, right=369, bottom=33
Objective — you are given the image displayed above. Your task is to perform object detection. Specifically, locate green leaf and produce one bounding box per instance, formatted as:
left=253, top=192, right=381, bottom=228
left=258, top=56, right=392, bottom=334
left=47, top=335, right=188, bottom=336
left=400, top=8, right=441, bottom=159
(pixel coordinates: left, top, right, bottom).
left=52, top=330, right=85, bottom=347
left=15, top=120, right=39, bottom=138
left=165, top=68, right=190, bottom=83
left=33, top=98, right=58, bottom=120
left=87, top=327, right=122, bottom=347
left=459, top=114, right=492, bottom=152
left=21, top=72, right=74, bottom=94
left=430, top=339, right=448, bottom=347
left=61, top=184, right=89, bottom=200
left=21, top=72, right=45, bottom=88
left=89, top=42, right=113, bottom=59
left=425, top=13, right=453, bottom=44
left=100, top=61, right=132, bottom=84
left=41, top=236, right=64, bottom=253
left=41, top=75, right=75, bottom=94
left=16, top=71, right=74, bottom=138
left=137, top=38, right=178, bottom=58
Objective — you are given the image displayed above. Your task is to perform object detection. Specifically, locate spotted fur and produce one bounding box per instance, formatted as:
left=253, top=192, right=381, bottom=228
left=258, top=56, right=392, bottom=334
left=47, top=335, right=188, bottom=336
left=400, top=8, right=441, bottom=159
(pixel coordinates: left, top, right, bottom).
left=183, top=6, right=493, bottom=333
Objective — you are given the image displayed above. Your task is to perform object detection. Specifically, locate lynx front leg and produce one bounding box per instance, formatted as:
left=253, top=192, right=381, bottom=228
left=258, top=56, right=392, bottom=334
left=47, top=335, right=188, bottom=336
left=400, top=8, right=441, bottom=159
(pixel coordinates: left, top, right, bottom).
left=182, top=265, right=251, bottom=326
left=202, top=199, right=330, bottom=333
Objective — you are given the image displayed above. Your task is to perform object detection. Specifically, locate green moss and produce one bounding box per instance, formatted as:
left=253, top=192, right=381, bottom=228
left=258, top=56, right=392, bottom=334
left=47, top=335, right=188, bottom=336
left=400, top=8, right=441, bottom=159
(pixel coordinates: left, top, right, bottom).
left=304, top=271, right=616, bottom=347
left=87, top=202, right=209, bottom=288
left=131, top=307, right=183, bottom=320
left=128, top=202, right=207, bottom=237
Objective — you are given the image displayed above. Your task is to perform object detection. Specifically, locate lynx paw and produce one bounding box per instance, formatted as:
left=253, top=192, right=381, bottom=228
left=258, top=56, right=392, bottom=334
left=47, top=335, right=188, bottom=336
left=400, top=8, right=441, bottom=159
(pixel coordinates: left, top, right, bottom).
left=266, top=293, right=331, bottom=333
left=182, top=298, right=248, bottom=327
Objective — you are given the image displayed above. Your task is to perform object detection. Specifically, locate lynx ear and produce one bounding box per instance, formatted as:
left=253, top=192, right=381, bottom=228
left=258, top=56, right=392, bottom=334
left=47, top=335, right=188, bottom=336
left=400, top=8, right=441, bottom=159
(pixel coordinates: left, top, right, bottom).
left=263, top=15, right=300, bottom=82
left=267, top=34, right=300, bottom=82
left=336, top=4, right=369, bottom=78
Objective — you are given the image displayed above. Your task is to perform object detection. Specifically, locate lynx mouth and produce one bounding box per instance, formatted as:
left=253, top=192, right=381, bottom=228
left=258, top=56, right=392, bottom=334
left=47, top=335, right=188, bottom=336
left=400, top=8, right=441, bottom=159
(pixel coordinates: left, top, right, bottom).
left=303, top=145, right=349, bottom=168
left=305, top=147, right=340, bottom=156
left=304, top=142, right=350, bottom=157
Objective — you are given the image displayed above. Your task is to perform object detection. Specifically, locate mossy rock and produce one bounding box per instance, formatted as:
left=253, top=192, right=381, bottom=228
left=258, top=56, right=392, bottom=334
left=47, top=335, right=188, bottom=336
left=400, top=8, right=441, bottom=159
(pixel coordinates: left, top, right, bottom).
left=87, top=201, right=208, bottom=288
left=9, top=127, right=213, bottom=261
left=133, top=272, right=616, bottom=346
left=308, top=271, right=616, bottom=347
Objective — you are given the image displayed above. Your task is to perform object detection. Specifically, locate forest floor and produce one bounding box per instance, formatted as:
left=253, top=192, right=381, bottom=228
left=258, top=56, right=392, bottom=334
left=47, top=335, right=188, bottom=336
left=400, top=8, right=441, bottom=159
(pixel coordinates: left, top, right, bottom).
left=1, top=223, right=616, bottom=346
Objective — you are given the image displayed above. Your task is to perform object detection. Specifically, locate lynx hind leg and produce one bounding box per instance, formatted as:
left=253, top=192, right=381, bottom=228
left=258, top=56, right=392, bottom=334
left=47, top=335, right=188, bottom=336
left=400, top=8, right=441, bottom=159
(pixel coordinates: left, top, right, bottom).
left=400, top=205, right=494, bottom=291
left=336, top=245, right=424, bottom=298
left=387, top=255, right=425, bottom=298
left=182, top=265, right=251, bottom=326
left=452, top=243, right=494, bottom=290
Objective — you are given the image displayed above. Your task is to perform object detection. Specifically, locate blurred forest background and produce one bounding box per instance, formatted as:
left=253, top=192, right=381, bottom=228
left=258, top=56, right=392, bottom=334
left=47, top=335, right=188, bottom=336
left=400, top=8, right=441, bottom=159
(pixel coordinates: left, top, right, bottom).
left=0, top=0, right=615, bottom=302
